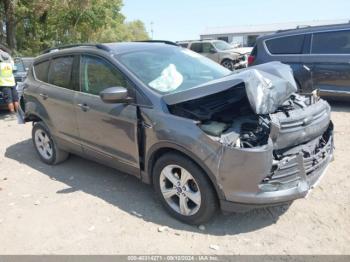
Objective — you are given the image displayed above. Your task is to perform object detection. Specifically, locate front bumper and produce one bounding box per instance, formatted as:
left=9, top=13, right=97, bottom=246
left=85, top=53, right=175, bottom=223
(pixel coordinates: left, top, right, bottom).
left=219, top=122, right=334, bottom=212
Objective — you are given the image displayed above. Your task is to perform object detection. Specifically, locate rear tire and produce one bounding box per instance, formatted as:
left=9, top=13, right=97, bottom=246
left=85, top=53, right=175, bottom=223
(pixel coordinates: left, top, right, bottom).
left=32, top=121, right=69, bottom=165
left=153, top=153, right=218, bottom=225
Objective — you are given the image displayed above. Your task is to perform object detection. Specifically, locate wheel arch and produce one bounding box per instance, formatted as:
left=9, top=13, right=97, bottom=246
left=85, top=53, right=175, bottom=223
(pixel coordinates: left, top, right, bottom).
left=25, top=112, right=43, bottom=123
left=220, top=57, right=233, bottom=65
left=24, top=99, right=53, bottom=128
left=144, top=142, right=225, bottom=200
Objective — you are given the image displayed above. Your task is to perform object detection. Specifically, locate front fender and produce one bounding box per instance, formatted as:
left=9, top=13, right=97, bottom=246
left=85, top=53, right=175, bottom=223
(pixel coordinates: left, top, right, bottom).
left=141, top=108, right=226, bottom=200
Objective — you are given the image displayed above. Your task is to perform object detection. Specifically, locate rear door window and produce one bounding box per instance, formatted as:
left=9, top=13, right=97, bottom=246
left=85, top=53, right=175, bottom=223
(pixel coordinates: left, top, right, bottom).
left=202, top=43, right=214, bottom=53
left=190, top=43, right=203, bottom=53
left=48, top=56, right=74, bottom=89
left=266, top=34, right=305, bottom=54
left=312, top=30, right=350, bottom=54
left=34, top=60, right=50, bottom=82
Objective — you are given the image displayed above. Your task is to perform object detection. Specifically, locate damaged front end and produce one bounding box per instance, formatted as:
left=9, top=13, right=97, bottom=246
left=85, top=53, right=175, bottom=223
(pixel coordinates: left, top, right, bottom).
left=165, top=62, right=334, bottom=209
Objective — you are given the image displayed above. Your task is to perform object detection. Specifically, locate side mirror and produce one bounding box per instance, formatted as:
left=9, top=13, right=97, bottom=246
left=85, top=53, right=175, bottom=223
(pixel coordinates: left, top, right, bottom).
left=99, top=87, right=133, bottom=104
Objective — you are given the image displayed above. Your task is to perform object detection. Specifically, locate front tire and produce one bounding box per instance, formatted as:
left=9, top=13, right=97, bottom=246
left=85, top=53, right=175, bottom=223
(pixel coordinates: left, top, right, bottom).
left=221, top=59, right=234, bottom=71
left=32, top=122, right=69, bottom=165
left=153, top=153, right=218, bottom=225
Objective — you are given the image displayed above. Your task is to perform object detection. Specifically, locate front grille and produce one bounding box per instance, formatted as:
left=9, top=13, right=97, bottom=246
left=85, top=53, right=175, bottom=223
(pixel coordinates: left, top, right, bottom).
left=304, top=139, right=333, bottom=176
left=263, top=123, right=333, bottom=186
left=15, top=76, right=24, bottom=83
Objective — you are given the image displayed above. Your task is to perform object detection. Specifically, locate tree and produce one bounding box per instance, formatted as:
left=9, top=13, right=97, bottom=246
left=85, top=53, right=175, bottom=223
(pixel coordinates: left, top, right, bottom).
left=1, top=0, right=17, bottom=50
left=1, top=0, right=150, bottom=55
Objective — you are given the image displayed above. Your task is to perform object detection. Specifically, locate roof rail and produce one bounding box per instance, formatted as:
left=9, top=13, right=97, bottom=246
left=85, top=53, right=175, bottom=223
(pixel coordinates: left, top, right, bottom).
left=296, top=25, right=311, bottom=29
left=136, top=40, right=179, bottom=46
left=42, top=43, right=110, bottom=54
left=176, top=39, right=201, bottom=42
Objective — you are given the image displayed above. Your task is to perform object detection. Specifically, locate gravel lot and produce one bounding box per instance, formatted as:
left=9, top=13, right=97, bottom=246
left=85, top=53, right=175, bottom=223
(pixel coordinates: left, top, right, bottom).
left=0, top=101, right=349, bottom=255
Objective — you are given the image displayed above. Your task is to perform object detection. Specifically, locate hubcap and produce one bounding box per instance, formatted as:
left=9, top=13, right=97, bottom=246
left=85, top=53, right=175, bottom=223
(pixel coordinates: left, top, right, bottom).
left=159, top=165, right=201, bottom=216
left=34, top=129, right=53, bottom=160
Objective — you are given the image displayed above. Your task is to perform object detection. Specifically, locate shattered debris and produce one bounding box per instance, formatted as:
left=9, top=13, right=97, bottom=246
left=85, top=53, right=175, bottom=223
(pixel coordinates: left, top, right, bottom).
left=209, top=244, right=220, bottom=251
left=157, top=226, right=169, bottom=232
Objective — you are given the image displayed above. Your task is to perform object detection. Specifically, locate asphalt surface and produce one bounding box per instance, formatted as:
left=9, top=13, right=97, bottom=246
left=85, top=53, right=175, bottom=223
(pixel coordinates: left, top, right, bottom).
left=0, top=101, right=349, bottom=254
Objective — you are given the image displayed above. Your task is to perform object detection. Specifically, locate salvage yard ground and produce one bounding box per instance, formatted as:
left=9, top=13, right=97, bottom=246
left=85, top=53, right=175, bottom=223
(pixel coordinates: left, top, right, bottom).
left=0, top=101, right=349, bottom=255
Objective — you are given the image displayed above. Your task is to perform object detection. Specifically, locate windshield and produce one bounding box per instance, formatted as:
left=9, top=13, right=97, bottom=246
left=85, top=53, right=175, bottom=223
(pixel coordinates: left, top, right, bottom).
left=117, top=47, right=231, bottom=94
left=212, top=41, right=233, bottom=51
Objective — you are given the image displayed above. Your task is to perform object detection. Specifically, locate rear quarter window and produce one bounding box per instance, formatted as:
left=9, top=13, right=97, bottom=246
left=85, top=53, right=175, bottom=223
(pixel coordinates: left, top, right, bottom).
left=265, top=34, right=305, bottom=54
left=312, top=30, right=350, bottom=54
left=34, top=60, right=50, bottom=82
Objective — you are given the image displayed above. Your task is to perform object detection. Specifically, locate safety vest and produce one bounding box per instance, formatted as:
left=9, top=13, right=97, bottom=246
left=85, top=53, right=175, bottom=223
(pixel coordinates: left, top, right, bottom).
left=0, top=62, right=16, bottom=87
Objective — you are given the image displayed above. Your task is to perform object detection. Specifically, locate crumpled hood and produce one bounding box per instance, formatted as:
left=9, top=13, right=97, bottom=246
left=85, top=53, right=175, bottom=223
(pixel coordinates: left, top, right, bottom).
left=163, top=62, right=298, bottom=115
left=240, top=62, right=298, bottom=114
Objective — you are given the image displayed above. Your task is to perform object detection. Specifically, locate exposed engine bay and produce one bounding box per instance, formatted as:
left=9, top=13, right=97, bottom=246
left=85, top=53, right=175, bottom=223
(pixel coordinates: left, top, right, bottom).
left=167, top=62, right=331, bottom=151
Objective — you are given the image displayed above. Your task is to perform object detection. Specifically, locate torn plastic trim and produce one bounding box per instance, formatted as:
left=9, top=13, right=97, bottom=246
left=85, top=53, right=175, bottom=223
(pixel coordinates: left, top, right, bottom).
left=259, top=122, right=334, bottom=192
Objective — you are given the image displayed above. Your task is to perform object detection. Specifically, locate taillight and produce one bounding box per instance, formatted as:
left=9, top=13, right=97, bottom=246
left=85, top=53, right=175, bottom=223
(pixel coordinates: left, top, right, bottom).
left=248, top=55, right=255, bottom=66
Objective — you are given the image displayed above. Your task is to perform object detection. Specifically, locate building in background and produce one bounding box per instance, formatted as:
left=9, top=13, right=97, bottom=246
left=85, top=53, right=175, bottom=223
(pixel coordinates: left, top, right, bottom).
left=200, top=19, right=349, bottom=47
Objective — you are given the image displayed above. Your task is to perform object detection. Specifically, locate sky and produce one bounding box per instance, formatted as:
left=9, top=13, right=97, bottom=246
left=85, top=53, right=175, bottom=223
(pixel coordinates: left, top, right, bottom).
left=122, top=0, right=350, bottom=41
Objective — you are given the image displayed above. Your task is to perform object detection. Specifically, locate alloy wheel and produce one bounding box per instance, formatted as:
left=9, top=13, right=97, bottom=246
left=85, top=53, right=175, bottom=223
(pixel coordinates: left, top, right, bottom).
left=159, top=164, right=201, bottom=216
left=34, top=129, right=53, bottom=160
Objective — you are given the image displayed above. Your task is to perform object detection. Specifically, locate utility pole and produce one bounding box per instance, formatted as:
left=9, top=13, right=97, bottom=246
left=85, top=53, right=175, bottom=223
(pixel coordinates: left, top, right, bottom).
left=150, top=21, right=154, bottom=39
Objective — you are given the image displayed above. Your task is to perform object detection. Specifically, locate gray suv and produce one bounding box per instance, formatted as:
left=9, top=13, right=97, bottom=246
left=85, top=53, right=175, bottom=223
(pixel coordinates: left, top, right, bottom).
left=21, top=42, right=334, bottom=224
left=179, top=40, right=246, bottom=70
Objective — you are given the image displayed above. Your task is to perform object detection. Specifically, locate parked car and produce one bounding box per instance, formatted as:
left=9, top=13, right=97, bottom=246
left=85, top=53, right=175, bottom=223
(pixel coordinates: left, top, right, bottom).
left=14, top=57, right=34, bottom=97
left=248, top=23, right=350, bottom=99
left=21, top=42, right=334, bottom=224
left=178, top=40, right=247, bottom=70
left=177, top=41, right=190, bottom=48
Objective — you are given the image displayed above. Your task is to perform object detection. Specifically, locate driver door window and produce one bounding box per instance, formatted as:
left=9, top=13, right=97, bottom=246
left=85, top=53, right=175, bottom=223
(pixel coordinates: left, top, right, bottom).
left=80, top=55, right=127, bottom=95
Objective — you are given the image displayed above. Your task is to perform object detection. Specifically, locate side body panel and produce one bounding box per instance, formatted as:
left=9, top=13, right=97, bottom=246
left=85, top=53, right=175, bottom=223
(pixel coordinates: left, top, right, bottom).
left=74, top=93, right=140, bottom=176
left=311, top=54, right=350, bottom=97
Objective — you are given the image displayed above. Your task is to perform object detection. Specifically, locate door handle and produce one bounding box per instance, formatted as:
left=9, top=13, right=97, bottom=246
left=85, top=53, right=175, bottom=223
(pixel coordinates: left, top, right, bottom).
left=77, top=103, right=90, bottom=112
left=39, top=93, right=48, bottom=100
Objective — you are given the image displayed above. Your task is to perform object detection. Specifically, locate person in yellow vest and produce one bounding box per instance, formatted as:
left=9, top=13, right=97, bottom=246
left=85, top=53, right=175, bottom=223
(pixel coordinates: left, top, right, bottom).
left=0, top=50, right=18, bottom=113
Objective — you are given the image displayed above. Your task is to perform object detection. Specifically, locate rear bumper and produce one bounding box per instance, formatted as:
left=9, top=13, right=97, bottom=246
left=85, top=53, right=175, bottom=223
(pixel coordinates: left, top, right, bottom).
left=220, top=122, right=334, bottom=213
